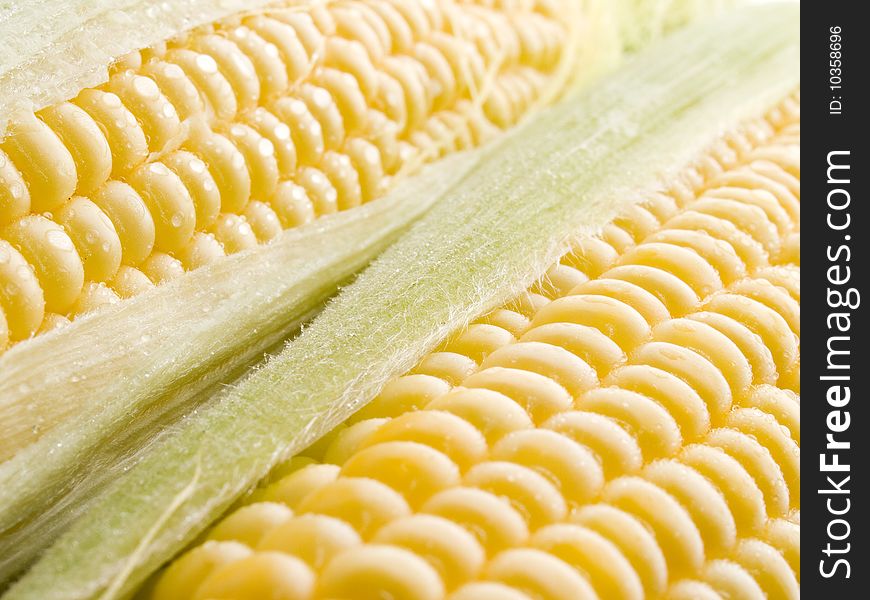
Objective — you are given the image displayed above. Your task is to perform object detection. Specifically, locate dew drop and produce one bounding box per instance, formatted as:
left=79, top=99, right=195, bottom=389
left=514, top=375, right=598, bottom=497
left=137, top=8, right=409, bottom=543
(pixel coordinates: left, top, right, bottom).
left=46, top=229, right=74, bottom=251
left=149, top=162, right=170, bottom=176
left=364, top=146, right=379, bottom=164
left=195, top=54, right=218, bottom=74
left=312, top=88, right=331, bottom=108
left=258, top=138, right=274, bottom=156
left=164, top=64, right=183, bottom=79
left=102, top=93, right=122, bottom=108
left=274, top=123, right=290, bottom=140
left=133, top=76, right=160, bottom=99
left=189, top=157, right=206, bottom=173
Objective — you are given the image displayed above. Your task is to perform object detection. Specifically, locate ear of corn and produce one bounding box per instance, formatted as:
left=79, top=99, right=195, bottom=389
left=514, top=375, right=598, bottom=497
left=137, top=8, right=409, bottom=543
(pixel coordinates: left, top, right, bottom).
left=0, top=0, right=725, bottom=582
left=157, top=89, right=798, bottom=599
left=1, top=6, right=798, bottom=599
left=1, top=0, right=583, bottom=347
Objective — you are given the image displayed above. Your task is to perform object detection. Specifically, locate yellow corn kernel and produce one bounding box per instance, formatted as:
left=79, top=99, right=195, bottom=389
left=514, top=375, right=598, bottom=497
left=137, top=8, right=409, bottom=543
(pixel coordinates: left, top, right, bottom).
left=2, top=216, right=84, bottom=314
left=141, top=252, right=184, bottom=284
left=88, top=180, right=157, bottom=267
left=0, top=240, right=45, bottom=340
left=0, top=114, right=77, bottom=213
left=105, top=72, right=183, bottom=156
left=0, top=305, right=7, bottom=349
left=37, top=102, right=113, bottom=196
left=55, top=196, right=122, bottom=283
left=151, top=541, right=252, bottom=600
left=0, top=149, right=31, bottom=226
left=205, top=502, right=294, bottom=548
left=72, top=89, right=149, bottom=177
left=158, top=96, right=800, bottom=600
left=176, top=232, right=226, bottom=270
left=110, top=265, right=155, bottom=299
left=69, top=282, right=121, bottom=318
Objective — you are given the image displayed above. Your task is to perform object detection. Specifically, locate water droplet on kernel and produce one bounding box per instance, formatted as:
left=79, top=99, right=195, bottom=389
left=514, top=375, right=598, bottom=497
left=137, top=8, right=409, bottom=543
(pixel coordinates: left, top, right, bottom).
left=149, top=162, right=170, bottom=176
left=258, top=138, right=274, bottom=156
left=46, top=229, right=74, bottom=251
left=274, top=123, right=290, bottom=140
left=102, top=93, right=122, bottom=108
left=195, top=54, right=218, bottom=74
left=133, top=76, right=160, bottom=99
left=189, top=158, right=206, bottom=173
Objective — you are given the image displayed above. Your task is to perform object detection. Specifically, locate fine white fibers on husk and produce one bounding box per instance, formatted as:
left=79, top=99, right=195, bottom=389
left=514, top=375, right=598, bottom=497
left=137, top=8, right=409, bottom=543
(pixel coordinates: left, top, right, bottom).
left=3, top=5, right=798, bottom=599
left=0, top=149, right=483, bottom=584
left=0, top=0, right=278, bottom=133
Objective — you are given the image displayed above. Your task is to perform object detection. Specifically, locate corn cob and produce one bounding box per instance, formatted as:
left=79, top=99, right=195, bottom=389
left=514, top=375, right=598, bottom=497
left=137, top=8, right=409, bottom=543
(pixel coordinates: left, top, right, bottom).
left=151, top=91, right=800, bottom=600
left=2, top=7, right=798, bottom=598
left=0, top=0, right=581, bottom=349
left=0, top=1, right=727, bottom=580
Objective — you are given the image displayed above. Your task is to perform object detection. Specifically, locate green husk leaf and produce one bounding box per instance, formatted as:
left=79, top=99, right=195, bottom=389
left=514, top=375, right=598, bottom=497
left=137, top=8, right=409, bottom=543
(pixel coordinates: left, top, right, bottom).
left=0, top=149, right=482, bottom=584
left=3, top=5, right=798, bottom=599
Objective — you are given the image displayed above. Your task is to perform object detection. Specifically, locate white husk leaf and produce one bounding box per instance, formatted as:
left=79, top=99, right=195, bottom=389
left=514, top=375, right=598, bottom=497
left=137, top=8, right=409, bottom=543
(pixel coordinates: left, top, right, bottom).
left=0, top=0, right=284, bottom=134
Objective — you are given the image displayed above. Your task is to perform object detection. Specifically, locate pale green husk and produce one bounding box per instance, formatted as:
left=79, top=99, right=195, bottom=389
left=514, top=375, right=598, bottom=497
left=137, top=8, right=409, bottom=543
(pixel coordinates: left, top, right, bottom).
left=2, top=5, right=798, bottom=599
